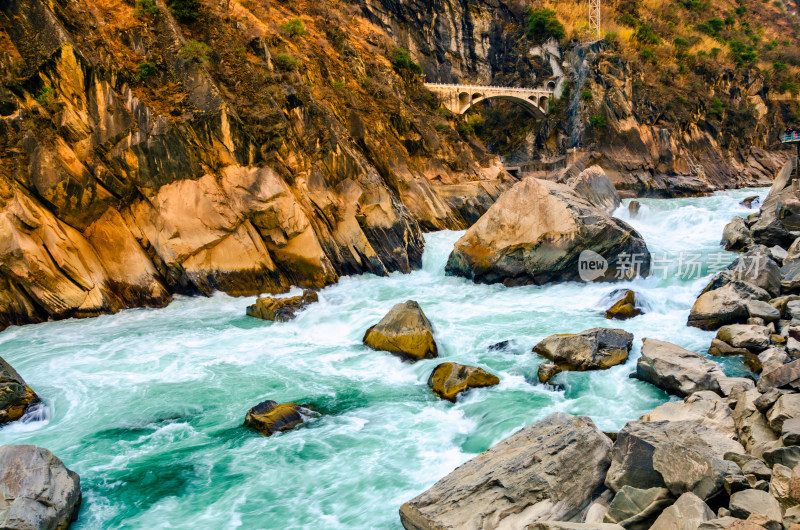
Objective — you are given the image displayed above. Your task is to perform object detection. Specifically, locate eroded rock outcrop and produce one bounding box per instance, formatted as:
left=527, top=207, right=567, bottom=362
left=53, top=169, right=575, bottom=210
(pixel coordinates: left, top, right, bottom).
left=363, top=301, right=438, bottom=361
left=399, top=413, right=612, bottom=529
left=0, top=0, right=515, bottom=332
left=0, top=445, right=81, bottom=529
left=444, top=178, right=650, bottom=286
left=605, top=290, right=644, bottom=320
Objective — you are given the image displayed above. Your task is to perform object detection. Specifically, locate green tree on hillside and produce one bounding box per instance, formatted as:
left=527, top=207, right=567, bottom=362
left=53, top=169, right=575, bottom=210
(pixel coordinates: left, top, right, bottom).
left=526, top=9, right=565, bottom=44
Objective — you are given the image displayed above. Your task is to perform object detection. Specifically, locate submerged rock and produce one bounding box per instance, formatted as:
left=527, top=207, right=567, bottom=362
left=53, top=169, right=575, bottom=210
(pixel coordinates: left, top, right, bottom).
left=628, top=201, right=642, bottom=217
left=244, top=400, right=305, bottom=436
left=0, top=356, right=39, bottom=426
left=0, top=445, right=81, bottom=529
left=605, top=290, right=644, bottom=320
left=444, top=178, right=650, bottom=286
left=245, top=290, right=318, bottom=322
left=635, top=338, right=726, bottom=397
left=363, top=301, right=438, bottom=361
left=533, top=328, right=633, bottom=383
left=427, top=363, right=499, bottom=402
left=398, top=412, right=612, bottom=529
left=740, top=196, right=762, bottom=209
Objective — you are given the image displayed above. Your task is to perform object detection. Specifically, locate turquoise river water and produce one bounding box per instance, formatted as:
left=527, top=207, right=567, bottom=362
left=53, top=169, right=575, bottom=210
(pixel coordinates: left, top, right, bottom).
left=0, top=188, right=768, bottom=528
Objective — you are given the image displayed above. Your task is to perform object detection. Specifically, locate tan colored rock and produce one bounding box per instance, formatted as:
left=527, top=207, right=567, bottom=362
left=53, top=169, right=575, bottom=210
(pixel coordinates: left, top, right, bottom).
left=246, top=290, right=318, bottom=322
left=688, top=281, right=770, bottom=331
left=399, top=413, right=612, bottom=529
left=0, top=356, right=39, bottom=426
left=244, top=400, right=305, bottom=436
left=444, top=178, right=650, bottom=286
left=640, top=391, right=736, bottom=439
left=716, top=325, right=771, bottom=352
left=427, top=363, right=499, bottom=402
left=566, top=166, right=621, bottom=215
left=733, top=388, right=780, bottom=458
left=605, top=290, right=643, bottom=320
left=363, top=301, right=438, bottom=361
left=650, top=492, right=714, bottom=530
left=635, top=338, right=726, bottom=397
left=533, top=328, right=633, bottom=382
left=0, top=445, right=82, bottom=529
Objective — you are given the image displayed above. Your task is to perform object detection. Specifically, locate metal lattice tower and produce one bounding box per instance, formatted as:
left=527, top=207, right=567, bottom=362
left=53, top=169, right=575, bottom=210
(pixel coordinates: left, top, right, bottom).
left=589, top=0, right=601, bottom=38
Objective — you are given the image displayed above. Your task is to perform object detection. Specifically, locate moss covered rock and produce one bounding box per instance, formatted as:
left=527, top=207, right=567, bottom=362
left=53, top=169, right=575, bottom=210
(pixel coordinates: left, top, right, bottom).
left=427, top=362, right=499, bottom=402
left=363, top=301, right=438, bottom=361
left=244, top=400, right=305, bottom=436
left=246, top=290, right=318, bottom=322
left=0, top=356, right=39, bottom=426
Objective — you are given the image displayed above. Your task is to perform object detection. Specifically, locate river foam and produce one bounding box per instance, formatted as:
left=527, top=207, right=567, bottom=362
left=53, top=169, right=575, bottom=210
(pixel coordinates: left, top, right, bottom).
left=0, top=187, right=767, bottom=528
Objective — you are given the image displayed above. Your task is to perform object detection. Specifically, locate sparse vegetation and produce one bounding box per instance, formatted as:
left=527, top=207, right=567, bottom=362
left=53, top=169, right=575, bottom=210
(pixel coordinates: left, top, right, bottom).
left=136, top=61, right=158, bottom=81
left=179, top=40, right=210, bottom=63
left=280, top=18, right=307, bottom=37
left=166, top=0, right=199, bottom=22
left=525, top=9, right=565, bottom=44
left=391, top=48, right=422, bottom=75
left=134, top=0, right=159, bottom=17
left=589, top=114, right=607, bottom=128
left=273, top=52, right=299, bottom=71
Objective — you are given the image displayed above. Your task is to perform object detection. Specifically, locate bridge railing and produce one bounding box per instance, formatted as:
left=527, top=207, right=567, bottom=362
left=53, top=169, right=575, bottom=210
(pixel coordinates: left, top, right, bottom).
left=423, top=83, right=554, bottom=94
left=782, top=132, right=800, bottom=143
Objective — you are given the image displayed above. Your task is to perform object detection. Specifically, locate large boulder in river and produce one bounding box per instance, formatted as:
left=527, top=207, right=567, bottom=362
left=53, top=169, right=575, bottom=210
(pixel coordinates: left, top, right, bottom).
left=0, top=356, right=39, bottom=426
left=605, top=420, right=744, bottom=500
left=0, top=445, right=81, bottom=529
left=635, top=338, right=726, bottom=397
left=533, top=328, right=633, bottom=383
left=444, top=178, right=650, bottom=286
left=246, top=289, right=318, bottom=322
left=244, top=400, right=305, bottom=436
left=749, top=159, right=799, bottom=248
left=398, top=413, right=612, bottom=529
left=363, top=301, right=438, bottom=361
left=688, top=281, right=771, bottom=331
left=603, top=486, right=672, bottom=530
left=427, top=363, right=499, bottom=402
left=566, top=166, right=621, bottom=215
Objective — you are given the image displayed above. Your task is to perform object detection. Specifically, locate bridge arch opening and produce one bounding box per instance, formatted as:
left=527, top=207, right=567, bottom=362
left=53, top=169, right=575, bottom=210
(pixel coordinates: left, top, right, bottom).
left=462, top=95, right=545, bottom=117
left=539, top=96, right=549, bottom=111
left=547, top=81, right=556, bottom=90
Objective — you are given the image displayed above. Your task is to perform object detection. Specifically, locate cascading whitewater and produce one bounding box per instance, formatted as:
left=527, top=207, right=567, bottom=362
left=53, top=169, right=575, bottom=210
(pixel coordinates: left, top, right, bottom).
left=0, top=188, right=767, bottom=528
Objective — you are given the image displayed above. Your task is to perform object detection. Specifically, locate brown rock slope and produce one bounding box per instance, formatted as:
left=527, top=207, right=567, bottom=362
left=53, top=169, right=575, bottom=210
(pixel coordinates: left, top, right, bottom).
left=0, top=0, right=513, bottom=330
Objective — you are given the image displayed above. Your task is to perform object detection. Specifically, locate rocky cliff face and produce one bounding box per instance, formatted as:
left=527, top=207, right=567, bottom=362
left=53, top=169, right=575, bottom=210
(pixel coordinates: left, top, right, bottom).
left=0, top=0, right=513, bottom=330
left=362, top=0, right=796, bottom=197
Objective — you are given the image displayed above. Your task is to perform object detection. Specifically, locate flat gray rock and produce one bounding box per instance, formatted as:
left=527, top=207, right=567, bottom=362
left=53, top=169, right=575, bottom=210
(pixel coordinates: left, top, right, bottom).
left=635, top=338, right=725, bottom=397
left=0, top=445, right=81, bottom=530
left=605, top=420, right=744, bottom=500
left=399, top=413, right=612, bottom=529
left=650, top=492, right=714, bottom=530
left=729, top=489, right=782, bottom=526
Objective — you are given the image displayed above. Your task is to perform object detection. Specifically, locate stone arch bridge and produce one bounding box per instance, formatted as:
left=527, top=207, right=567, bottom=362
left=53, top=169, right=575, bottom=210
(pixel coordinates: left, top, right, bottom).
left=424, top=83, right=556, bottom=115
